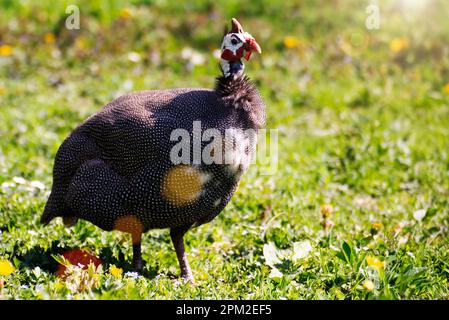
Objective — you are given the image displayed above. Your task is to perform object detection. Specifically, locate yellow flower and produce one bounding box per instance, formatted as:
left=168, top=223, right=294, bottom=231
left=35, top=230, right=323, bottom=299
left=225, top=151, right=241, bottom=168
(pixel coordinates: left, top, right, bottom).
left=366, top=256, right=384, bottom=270
left=74, top=37, right=86, bottom=50
left=0, top=259, right=15, bottom=276
left=43, top=32, right=56, bottom=44
left=443, top=83, right=449, bottom=95
left=283, top=36, right=300, bottom=49
left=0, top=44, right=13, bottom=56
left=363, top=279, right=375, bottom=291
left=390, top=37, right=409, bottom=53
left=109, top=265, right=123, bottom=277
left=372, top=222, right=382, bottom=230
left=370, top=222, right=383, bottom=235
left=119, top=8, right=133, bottom=19
left=0, top=86, right=5, bottom=95
left=54, top=281, right=65, bottom=291
left=320, top=204, right=334, bottom=218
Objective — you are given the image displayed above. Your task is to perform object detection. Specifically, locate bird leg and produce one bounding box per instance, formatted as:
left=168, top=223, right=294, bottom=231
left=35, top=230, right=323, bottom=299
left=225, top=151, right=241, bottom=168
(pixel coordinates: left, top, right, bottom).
left=132, top=231, right=143, bottom=272
left=170, top=225, right=194, bottom=284
left=114, top=215, right=145, bottom=272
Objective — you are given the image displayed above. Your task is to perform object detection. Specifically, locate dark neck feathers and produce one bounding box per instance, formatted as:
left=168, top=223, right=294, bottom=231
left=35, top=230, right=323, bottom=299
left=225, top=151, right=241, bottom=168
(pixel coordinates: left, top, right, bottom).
left=214, top=73, right=265, bottom=129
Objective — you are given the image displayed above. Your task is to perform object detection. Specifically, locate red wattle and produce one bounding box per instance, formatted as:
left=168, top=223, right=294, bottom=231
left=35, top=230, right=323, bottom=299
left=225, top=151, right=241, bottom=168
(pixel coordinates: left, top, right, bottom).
left=221, top=49, right=238, bottom=62
left=221, top=46, right=245, bottom=62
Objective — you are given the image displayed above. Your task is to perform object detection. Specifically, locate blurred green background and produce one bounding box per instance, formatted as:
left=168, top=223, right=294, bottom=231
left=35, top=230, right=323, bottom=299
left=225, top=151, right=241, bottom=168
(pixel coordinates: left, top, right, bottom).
left=1, top=0, right=449, bottom=299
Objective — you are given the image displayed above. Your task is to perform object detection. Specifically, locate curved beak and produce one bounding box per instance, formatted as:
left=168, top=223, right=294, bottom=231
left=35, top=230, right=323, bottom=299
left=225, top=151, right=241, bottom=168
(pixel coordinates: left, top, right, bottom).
left=243, top=38, right=262, bottom=61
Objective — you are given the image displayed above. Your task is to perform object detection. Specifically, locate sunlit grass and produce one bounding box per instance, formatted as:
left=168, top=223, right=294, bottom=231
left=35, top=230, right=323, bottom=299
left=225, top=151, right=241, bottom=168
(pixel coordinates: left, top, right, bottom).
left=1, top=0, right=449, bottom=299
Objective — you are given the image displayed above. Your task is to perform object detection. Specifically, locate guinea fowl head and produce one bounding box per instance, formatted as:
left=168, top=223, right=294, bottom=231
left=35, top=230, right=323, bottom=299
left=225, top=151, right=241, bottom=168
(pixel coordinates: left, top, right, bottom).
left=220, top=18, right=261, bottom=78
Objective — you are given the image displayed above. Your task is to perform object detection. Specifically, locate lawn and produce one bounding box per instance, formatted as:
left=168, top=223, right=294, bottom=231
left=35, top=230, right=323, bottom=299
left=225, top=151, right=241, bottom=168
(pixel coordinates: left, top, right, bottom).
left=1, top=0, right=449, bottom=299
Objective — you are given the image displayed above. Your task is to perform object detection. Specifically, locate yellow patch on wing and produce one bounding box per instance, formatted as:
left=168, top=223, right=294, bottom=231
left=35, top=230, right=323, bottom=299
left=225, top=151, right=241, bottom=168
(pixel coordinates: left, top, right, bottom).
left=161, top=165, right=204, bottom=207
left=113, top=215, right=143, bottom=243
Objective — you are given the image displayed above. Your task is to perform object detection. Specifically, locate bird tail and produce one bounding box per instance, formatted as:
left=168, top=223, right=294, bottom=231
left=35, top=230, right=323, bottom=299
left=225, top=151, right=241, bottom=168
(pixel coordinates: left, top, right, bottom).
left=40, top=191, right=61, bottom=225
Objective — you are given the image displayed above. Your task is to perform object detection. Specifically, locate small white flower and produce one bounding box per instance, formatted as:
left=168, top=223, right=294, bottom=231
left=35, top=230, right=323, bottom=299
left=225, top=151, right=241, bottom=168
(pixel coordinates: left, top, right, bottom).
left=124, top=271, right=139, bottom=278
left=413, top=209, right=426, bottom=221
left=12, top=177, right=27, bottom=184
left=181, top=47, right=194, bottom=60
left=30, top=181, right=45, bottom=190
left=127, top=51, right=141, bottom=63
left=181, top=47, right=205, bottom=66
left=292, top=240, right=312, bottom=261
left=213, top=49, right=221, bottom=60
left=191, top=53, right=205, bottom=65
left=268, top=267, right=283, bottom=281
left=34, top=284, right=44, bottom=292
left=1, top=182, right=15, bottom=189
left=122, top=79, right=134, bottom=91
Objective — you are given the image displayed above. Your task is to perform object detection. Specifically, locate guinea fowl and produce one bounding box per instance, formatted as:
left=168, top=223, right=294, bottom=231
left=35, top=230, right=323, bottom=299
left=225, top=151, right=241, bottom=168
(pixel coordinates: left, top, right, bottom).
left=41, top=18, right=264, bottom=283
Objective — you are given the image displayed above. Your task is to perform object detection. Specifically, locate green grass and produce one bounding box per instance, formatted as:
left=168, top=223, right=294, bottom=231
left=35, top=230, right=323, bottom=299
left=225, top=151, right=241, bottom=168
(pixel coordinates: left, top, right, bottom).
left=1, top=0, right=449, bottom=299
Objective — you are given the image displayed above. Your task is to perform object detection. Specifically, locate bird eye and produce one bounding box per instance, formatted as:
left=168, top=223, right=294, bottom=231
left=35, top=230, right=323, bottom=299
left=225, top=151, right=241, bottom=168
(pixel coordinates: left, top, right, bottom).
left=231, top=38, right=239, bottom=45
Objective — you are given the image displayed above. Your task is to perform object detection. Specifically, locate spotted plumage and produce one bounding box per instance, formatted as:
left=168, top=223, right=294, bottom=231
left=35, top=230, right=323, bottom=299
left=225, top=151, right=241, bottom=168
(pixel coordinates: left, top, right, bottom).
left=41, top=18, right=264, bottom=283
